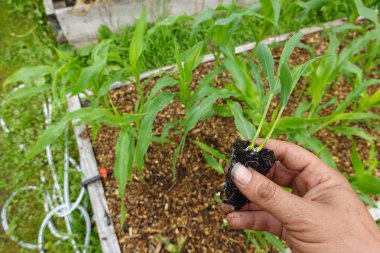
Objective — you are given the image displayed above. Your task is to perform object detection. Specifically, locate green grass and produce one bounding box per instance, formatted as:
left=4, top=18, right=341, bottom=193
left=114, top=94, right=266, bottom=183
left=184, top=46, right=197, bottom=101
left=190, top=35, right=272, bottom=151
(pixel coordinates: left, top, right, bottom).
left=0, top=1, right=101, bottom=252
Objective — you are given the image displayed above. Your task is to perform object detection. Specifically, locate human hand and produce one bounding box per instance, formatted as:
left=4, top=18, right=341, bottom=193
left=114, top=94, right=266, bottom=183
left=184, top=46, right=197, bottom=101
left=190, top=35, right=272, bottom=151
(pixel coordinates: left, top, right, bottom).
left=222, top=139, right=380, bottom=253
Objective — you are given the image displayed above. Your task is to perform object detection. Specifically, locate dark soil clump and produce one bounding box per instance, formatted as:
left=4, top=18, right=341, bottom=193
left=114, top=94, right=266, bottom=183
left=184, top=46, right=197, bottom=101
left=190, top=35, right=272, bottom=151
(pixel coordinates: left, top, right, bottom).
left=222, top=140, right=276, bottom=210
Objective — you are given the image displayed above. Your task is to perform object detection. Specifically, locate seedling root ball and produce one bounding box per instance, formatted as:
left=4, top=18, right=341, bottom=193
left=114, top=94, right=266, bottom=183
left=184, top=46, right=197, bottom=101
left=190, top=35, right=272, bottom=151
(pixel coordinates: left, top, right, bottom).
left=221, top=140, right=275, bottom=210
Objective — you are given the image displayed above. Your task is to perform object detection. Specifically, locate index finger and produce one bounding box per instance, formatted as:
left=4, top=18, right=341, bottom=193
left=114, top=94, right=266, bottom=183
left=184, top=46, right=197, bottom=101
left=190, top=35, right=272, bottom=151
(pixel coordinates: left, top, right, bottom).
left=258, top=139, right=331, bottom=173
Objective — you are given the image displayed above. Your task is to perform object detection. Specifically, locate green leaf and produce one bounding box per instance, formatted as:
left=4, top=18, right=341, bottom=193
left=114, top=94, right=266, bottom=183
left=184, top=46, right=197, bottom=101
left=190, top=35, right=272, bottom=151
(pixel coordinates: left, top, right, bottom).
left=3, top=84, right=50, bottom=103
left=263, top=232, right=286, bottom=252
left=364, top=89, right=380, bottom=108
left=228, top=101, right=256, bottom=139
left=172, top=89, right=233, bottom=177
left=279, top=63, right=293, bottom=106
left=26, top=108, right=142, bottom=159
left=135, top=92, right=173, bottom=173
left=194, top=140, right=228, bottom=161
left=277, top=116, right=326, bottom=130
left=189, top=66, right=224, bottom=107
left=295, top=134, right=337, bottom=169
left=4, top=65, right=51, bottom=86
left=256, top=43, right=275, bottom=91
left=148, top=15, right=193, bottom=35
left=352, top=143, right=365, bottom=177
left=191, top=9, right=214, bottom=39
left=26, top=121, right=67, bottom=159
left=72, top=63, right=103, bottom=94
left=336, top=79, right=379, bottom=113
left=183, top=41, right=207, bottom=84
left=202, top=152, right=224, bottom=174
left=279, top=33, right=303, bottom=66
left=148, top=76, right=178, bottom=101
left=297, top=0, right=329, bottom=10
left=357, top=192, right=378, bottom=208
left=330, top=126, right=373, bottom=143
left=351, top=175, right=380, bottom=195
left=353, top=0, right=379, bottom=26
left=222, top=46, right=259, bottom=102
left=114, top=128, right=135, bottom=197
left=129, top=7, right=147, bottom=70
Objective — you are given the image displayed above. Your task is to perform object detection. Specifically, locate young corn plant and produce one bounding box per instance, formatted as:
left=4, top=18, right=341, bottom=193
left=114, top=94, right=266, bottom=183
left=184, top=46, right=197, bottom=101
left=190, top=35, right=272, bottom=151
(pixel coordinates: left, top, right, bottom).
left=347, top=142, right=380, bottom=206
left=171, top=64, right=236, bottom=179
left=246, top=33, right=320, bottom=151
left=306, top=30, right=371, bottom=117
left=245, top=230, right=286, bottom=253
left=194, top=140, right=229, bottom=175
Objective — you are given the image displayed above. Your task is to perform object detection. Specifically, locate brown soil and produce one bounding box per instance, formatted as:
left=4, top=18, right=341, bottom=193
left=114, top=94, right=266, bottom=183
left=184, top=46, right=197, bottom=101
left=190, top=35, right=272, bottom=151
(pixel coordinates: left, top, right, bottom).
left=90, top=29, right=380, bottom=252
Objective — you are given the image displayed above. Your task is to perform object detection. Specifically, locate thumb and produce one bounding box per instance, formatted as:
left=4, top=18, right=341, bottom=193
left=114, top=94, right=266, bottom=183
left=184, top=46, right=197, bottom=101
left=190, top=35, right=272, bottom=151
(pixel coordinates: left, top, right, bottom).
left=232, top=163, right=307, bottom=223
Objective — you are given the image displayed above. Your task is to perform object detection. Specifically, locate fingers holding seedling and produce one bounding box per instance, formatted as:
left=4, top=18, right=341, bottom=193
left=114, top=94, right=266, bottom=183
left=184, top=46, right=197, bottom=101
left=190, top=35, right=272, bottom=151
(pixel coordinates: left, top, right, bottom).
left=227, top=211, right=283, bottom=237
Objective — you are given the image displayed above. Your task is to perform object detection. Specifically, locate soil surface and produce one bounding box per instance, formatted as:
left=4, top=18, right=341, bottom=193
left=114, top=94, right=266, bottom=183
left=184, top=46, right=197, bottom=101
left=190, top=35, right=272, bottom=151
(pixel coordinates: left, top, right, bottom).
left=90, top=29, right=380, bottom=252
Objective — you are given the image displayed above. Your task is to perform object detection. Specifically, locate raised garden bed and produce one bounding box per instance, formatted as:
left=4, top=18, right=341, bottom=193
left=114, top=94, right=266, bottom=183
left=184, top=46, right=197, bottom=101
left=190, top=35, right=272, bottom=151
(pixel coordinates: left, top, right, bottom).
left=43, top=0, right=256, bottom=46
left=68, top=18, right=380, bottom=252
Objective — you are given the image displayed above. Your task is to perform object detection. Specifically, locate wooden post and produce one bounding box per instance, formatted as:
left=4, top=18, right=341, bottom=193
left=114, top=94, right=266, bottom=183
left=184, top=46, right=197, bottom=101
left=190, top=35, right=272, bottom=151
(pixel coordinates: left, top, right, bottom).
left=67, top=95, right=121, bottom=253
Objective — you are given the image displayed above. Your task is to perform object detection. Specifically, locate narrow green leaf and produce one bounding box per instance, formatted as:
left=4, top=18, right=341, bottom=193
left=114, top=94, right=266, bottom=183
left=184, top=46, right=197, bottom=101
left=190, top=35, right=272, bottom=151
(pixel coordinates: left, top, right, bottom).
left=336, top=79, right=379, bottom=113
left=295, top=134, right=337, bottom=169
left=26, top=121, right=67, bottom=159
left=271, top=0, right=281, bottom=25
left=353, top=0, right=379, bottom=26
left=279, top=33, right=303, bottom=66
left=229, top=101, right=256, bottom=139
left=148, top=15, right=193, bottom=35
left=297, top=0, right=329, bottom=10
left=148, top=76, right=178, bottom=100
left=194, top=140, right=228, bottom=161
left=364, top=89, right=380, bottom=108
left=4, top=84, right=50, bottom=103
left=263, top=232, right=286, bottom=252
left=129, top=7, right=147, bottom=70
left=189, top=66, right=224, bottom=107
left=352, top=143, right=365, bottom=176
left=4, top=65, right=51, bottom=86
left=72, top=63, right=103, bottom=94
left=190, top=9, right=214, bottom=39
left=135, top=92, right=173, bottom=172
left=330, top=126, right=373, bottom=143
left=114, top=128, right=135, bottom=197
left=352, top=175, right=380, bottom=195
left=202, top=153, right=224, bottom=174
left=357, top=192, right=377, bottom=208
left=222, top=47, right=259, bottom=101
left=256, top=43, right=275, bottom=91
left=279, top=63, right=293, bottom=106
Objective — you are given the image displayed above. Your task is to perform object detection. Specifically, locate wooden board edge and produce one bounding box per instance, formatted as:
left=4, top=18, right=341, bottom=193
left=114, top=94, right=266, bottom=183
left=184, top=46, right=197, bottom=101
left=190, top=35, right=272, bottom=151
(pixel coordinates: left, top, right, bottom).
left=67, top=95, right=121, bottom=253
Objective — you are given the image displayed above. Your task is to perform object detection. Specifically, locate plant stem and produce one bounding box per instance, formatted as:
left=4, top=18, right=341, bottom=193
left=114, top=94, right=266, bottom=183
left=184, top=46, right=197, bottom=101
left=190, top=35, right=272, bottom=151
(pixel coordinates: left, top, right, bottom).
left=256, top=106, right=285, bottom=152
left=248, top=93, right=274, bottom=150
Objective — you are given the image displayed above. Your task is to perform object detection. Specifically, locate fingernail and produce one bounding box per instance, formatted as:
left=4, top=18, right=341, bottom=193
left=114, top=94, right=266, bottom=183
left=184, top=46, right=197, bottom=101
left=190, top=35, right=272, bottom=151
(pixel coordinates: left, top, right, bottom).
left=231, top=163, right=252, bottom=185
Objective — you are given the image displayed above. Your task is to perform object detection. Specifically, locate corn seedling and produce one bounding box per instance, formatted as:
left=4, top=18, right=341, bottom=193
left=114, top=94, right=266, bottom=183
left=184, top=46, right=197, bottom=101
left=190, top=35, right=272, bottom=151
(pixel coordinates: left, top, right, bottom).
left=348, top=142, right=380, bottom=196
left=156, top=234, right=186, bottom=253
left=175, top=41, right=207, bottom=108
left=194, top=140, right=229, bottom=174
left=129, top=7, right=147, bottom=110
left=307, top=30, right=370, bottom=117
left=245, top=230, right=286, bottom=253
left=171, top=66, right=236, bottom=179
left=246, top=33, right=320, bottom=151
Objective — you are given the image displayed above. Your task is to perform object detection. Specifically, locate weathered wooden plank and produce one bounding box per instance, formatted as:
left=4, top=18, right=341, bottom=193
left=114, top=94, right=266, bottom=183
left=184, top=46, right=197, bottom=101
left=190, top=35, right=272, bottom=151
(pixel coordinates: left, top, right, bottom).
left=54, top=0, right=256, bottom=46
left=43, top=0, right=55, bottom=16
left=67, top=95, right=121, bottom=253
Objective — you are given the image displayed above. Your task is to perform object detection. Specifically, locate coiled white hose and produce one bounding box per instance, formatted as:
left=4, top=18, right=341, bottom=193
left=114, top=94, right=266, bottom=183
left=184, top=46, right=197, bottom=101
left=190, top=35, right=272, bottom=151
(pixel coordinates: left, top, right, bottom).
left=1, top=89, right=91, bottom=252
